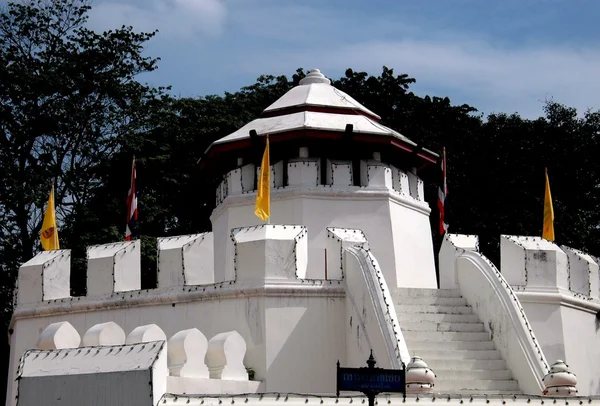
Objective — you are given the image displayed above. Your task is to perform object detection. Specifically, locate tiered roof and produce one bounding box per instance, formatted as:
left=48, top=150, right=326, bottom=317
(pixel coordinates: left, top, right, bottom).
left=202, top=68, right=437, bottom=167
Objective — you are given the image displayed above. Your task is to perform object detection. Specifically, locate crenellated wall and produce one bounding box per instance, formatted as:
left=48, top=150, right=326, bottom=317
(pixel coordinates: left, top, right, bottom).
left=439, top=234, right=550, bottom=395
left=499, top=236, right=600, bottom=396
left=15, top=320, right=256, bottom=406
left=211, top=153, right=437, bottom=290
left=8, top=225, right=411, bottom=406
left=440, top=234, right=600, bottom=396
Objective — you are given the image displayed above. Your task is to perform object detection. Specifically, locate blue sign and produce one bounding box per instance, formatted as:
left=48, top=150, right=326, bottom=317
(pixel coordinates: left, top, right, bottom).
left=337, top=367, right=406, bottom=393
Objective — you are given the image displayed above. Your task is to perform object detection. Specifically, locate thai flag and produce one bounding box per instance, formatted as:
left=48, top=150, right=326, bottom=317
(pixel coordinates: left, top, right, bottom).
left=125, top=157, right=138, bottom=241
left=437, top=147, right=449, bottom=236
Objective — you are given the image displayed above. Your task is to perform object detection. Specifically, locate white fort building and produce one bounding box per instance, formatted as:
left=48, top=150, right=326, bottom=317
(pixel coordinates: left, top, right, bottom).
left=7, top=69, right=600, bottom=406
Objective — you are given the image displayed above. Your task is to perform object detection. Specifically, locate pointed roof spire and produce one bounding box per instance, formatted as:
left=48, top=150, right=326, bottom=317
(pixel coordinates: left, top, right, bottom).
left=299, top=69, right=331, bottom=85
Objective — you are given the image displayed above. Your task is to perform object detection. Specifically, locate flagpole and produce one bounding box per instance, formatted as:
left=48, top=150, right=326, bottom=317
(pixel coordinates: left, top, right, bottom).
left=52, top=179, right=58, bottom=249
left=266, top=135, right=271, bottom=225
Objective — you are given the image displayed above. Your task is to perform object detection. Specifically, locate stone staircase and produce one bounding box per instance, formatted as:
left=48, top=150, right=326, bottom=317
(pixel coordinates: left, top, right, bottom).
left=393, top=288, right=521, bottom=395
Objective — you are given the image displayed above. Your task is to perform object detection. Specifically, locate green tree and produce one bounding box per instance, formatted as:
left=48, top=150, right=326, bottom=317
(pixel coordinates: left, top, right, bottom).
left=0, top=0, right=164, bottom=319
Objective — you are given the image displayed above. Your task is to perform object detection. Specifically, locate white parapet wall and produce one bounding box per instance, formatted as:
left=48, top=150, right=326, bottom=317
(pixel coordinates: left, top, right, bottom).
left=8, top=320, right=263, bottom=406
left=87, top=240, right=141, bottom=295
left=500, top=235, right=600, bottom=396
left=326, top=228, right=368, bottom=280
left=342, top=229, right=410, bottom=371
left=287, top=158, right=320, bottom=187
left=211, top=161, right=437, bottom=287
left=390, top=165, right=410, bottom=197
left=360, top=160, right=393, bottom=189
left=406, top=171, right=424, bottom=202
left=561, top=245, right=599, bottom=298
left=232, top=225, right=308, bottom=281
left=264, top=160, right=285, bottom=188
left=157, top=233, right=215, bottom=287
left=15, top=340, right=167, bottom=406
left=326, top=159, right=353, bottom=186
left=440, top=234, right=550, bottom=395
left=8, top=225, right=351, bottom=404
left=17, top=249, right=71, bottom=305
left=500, top=236, right=569, bottom=291
left=439, top=234, right=479, bottom=289
left=159, top=393, right=600, bottom=406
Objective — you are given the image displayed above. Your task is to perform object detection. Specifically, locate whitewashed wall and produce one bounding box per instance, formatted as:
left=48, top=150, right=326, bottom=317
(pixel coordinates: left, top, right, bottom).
left=159, top=394, right=600, bottom=406
left=500, top=236, right=600, bottom=396
left=8, top=286, right=347, bottom=404
left=211, top=160, right=437, bottom=289
left=8, top=221, right=420, bottom=405
left=439, top=234, right=549, bottom=395
left=16, top=341, right=167, bottom=406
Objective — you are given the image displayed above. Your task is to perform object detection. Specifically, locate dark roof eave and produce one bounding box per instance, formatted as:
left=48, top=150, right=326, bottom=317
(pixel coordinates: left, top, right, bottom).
left=200, top=130, right=438, bottom=169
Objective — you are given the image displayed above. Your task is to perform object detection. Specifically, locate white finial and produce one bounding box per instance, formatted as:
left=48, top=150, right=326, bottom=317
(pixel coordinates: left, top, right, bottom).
left=405, top=356, right=435, bottom=394
left=299, top=69, right=331, bottom=85
left=542, top=360, right=578, bottom=396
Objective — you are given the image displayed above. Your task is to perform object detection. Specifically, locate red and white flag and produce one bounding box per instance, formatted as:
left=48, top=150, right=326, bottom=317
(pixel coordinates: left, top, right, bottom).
left=125, top=157, right=138, bottom=241
left=437, top=147, right=449, bottom=235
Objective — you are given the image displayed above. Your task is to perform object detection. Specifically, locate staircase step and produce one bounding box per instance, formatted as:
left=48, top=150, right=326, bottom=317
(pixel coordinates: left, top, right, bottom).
left=395, top=296, right=468, bottom=306
left=401, top=322, right=485, bottom=332
left=397, top=312, right=480, bottom=323
left=394, top=288, right=520, bottom=394
left=403, top=331, right=490, bottom=342
left=407, top=340, right=496, bottom=351
left=435, top=379, right=520, bottom=391
left=423, top=359, right=507, bottom=370
left=399, top=305, right=473, bottom=314
left=434, top=369, right=513, bottom=380
left=394, top=288, right=461, bottom=298
left=413, top=349, right=502, bottom=360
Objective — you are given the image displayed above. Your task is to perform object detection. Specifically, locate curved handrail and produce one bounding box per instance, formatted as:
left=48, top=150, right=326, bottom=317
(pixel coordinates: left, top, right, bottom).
left=457, top=250, right=549, bottom=386
left=345, top=246, right=411, bottom=367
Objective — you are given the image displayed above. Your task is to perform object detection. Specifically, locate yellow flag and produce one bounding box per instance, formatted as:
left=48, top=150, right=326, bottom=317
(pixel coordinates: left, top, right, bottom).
left=542, top=168, right=555, bottom=241
left=40, top=183, right=60, bottom=250
left=254, top=135, right=270, bottom=222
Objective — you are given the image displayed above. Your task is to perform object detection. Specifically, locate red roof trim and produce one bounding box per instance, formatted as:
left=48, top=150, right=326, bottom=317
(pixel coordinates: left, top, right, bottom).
left=201, top=130, right=438, bottom=168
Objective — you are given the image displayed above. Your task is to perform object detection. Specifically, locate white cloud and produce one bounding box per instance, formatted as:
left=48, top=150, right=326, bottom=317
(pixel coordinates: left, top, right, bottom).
left=222, top=2, right=600, bottom=119
left=295, top=40, right=600, bottom=118
left=87, top=0, right=226, bottom=39
left=85, top=0, right=600, bottom=119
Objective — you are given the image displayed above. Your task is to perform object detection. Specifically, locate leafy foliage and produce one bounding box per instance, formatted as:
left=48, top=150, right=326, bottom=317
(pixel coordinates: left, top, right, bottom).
left=1, top=2, right=600, bottom=403
left=0, top=0, right=164, bottom=322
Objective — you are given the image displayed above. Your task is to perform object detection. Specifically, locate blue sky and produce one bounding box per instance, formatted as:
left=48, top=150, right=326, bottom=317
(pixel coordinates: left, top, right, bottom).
left=86, top=0, right=600, bottom=119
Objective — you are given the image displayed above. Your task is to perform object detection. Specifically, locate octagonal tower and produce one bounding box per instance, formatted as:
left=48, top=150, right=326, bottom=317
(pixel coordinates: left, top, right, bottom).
left=202, top=69, right=439, bottom=288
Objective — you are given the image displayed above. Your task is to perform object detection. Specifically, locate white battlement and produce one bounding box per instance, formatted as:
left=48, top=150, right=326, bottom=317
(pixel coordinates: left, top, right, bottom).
left=158, top=233, right=214, bottom=288
left=561, top=245, right=599, bottom=298
left=17, top=339, right=168, bottom=406
left=31, top=321, right=250, bottom=385
left=360, top=160, right=393, bottom=188
left=17, top=249, right=70, bottom=304
left=287, top=158, right=320, bottom=186
left=500, top=235, right=600, bottom=298
left=18, top=322, right=257, bottom=403
left=232, top=225, right=308, bottom=281
left=82, top=321, right=126, bottom=346
left=15, top=226, right=317, bottom=307
left=441, top=233, right=600, bottom=396
left=87, top=240, right=141, bottom=295
left=215, top=157, right=425, bottom=202
left=211, top=156, right=433, bottom=287
left=326, top=228, right=368, bottom=280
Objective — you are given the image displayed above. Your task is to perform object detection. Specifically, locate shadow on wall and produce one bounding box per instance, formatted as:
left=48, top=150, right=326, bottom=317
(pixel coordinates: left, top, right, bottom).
left=266, top=295, right=345, bottom=394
